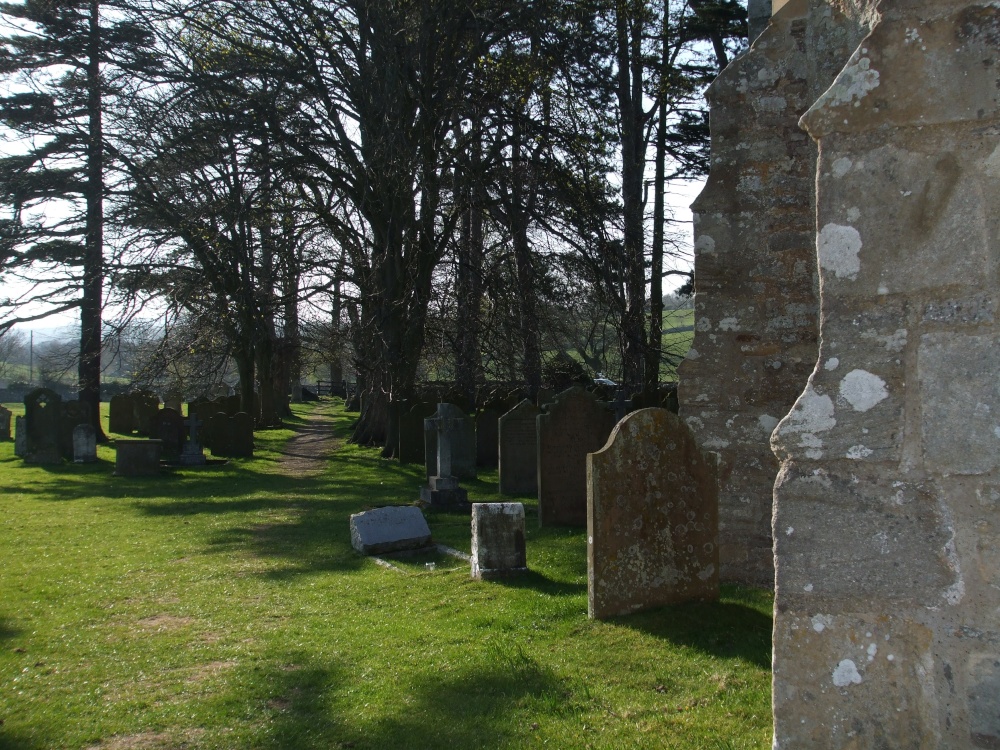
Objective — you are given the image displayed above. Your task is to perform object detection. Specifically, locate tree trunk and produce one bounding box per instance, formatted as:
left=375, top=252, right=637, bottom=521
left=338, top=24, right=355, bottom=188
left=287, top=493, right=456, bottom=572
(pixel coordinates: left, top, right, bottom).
left=645, top=7, right=668, bottom=393
left=81, top=0, right=105, bottom=439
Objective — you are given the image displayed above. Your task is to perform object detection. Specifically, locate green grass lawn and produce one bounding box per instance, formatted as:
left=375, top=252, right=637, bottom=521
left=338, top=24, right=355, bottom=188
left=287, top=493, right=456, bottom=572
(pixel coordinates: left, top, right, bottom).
left=0, top=400, right=771, bottom=750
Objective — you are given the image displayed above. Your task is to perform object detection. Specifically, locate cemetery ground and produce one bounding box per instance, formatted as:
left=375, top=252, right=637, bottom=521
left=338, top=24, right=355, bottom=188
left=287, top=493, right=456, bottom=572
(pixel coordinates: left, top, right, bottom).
left=0, top=400, right=771, bottom=750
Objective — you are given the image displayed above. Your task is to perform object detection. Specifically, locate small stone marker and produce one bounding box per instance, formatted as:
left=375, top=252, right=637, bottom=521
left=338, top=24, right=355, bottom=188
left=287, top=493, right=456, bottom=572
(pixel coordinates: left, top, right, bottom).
left=587, top=408, right=719, bottom=619
left=114, top=439, right=163, bottom=477
left=72, top=424, right=98, bottom=463
left=350, top=506, right=433, bottom=555
left=0, top=405, right=11, bottom=440
left=537, top=386, right=616, bottom=526
left=13, top=416, right=27, bottom=457
left=471, top=503, right=528, bottom=580
left=498, top=400, right=540, bottom=495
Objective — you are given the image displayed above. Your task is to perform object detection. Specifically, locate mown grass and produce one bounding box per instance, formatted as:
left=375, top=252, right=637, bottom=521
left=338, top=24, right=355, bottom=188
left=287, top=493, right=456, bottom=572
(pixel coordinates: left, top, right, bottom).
left=0, top=400, right=771, bottom=749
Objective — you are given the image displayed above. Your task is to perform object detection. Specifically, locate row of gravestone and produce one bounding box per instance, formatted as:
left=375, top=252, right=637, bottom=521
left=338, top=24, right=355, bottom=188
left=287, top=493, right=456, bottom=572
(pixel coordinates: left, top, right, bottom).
left=109, top=392, right=259, bottom=437
left=151, top=407, right=254, bottom=460
left=9, top=388, right=98, bottom=464
left=415, top=386, right=686, bottom=528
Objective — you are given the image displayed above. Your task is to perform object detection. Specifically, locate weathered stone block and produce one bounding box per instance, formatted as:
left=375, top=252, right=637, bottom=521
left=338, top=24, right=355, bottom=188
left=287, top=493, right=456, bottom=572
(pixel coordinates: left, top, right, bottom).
left=587, top=409, right=719, bottom=619
left=72, top=424, right=97, bottom=463
left=470, top=503, right=527, bottom=580
left=114, top=439, right=162, bottom=477
left=350, top=506, right=432, bottom=555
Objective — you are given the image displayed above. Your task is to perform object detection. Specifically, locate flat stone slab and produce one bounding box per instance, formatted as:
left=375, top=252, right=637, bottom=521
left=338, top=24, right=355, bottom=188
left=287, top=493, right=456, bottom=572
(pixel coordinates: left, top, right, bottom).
left=350, top=506, right=432, bottom=555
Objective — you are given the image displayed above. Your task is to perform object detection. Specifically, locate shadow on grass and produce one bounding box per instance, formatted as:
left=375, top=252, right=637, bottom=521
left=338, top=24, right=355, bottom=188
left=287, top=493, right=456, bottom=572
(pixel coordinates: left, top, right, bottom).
left=612, top=593, right=773, bottom=669
left=492, top=569, right=586, bottom=597
left=0, top=616, right=19, bottom=643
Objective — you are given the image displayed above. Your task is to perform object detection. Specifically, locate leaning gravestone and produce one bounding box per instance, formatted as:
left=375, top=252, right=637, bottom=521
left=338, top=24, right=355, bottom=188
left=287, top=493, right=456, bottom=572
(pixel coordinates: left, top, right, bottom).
left=24, top=388, right=62, bottom=464
left=108, top=394, right=136, bottom=434
left=471, top=503, right=528, bottom=580
left=420, top=403, right=471, bottom=508
left=498, top=400, right=541, bottom=495
left=475, top=407, right=502, bottom=468
left=154, top=407, right=185, bottom=461
left=13, top=416, right=27, bottom=457
left=72, top=424, right=98, bottom=463
left=350, top=506, right=433, bottom=555
left=536, top=386, right=616, bottom=526
left=423, top=403, right=475, bottom=481
left=114, top=439, right=162, bottom=477
left=0, top=405, right=11, bottom=440
left=58, top=400, right=89, bottom=460
left=587, top=408, right=719, bottom=619
left=398, top=402, right=436, bottom=465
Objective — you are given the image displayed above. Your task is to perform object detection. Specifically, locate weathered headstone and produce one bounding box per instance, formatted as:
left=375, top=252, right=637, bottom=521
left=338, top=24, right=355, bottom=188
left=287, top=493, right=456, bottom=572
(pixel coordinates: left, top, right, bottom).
left=587, top=408, right=719, bottom=619
left=398, top=401, right=436, bottom=465
left=0, top=405, right=11, bottom=440
left=420, top=403, right=471, bottom=508
left=192, top=401, right=220, bottom=448
left=131, top=391, right=159, bottom=437
left=179, top=413, right=206, bottom=466
left=423, top=403, right=475, bottom=481
left=498, top=400, right=540, bottom=495
left=471, top=503, right=527, bottom=580
left=206, top=412, right=231, bottom=456
left=58, top=400, right=89, bottom=460
left=23, top=388, right=62, bottom=464
left=13, top=416, right=27, bottom=457
left=114, top=439, right=162, bottom=477
left=766, top=2, right=996, bottom=746
left=228, top=412, right=254, bottom=457
left=153, top=407, right=185, bottom=461
left=72, top=424, right=98, bottom=463
left=109, top=394, right=135, bottom=434
left=675, top=0, right=870, bottom=587
left=350, top=506, right=432, bottom=555
left=474, top=407, right=501, bottom=468
left=536, top=387, right=615, bottom=526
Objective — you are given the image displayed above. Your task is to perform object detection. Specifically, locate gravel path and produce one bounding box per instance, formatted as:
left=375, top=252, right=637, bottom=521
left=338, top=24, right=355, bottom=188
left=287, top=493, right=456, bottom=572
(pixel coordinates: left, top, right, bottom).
left=277, top=405, right=340, bottom=475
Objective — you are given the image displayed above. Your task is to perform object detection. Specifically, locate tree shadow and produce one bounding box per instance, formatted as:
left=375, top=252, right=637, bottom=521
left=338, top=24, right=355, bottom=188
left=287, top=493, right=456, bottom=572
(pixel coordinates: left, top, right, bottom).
left=0, top=616, right=20, bottom=643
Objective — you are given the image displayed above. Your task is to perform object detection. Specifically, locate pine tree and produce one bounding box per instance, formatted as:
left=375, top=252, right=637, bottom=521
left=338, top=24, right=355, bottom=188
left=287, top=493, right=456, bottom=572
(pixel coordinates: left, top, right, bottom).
left=0, top=0, right=152, bottom=433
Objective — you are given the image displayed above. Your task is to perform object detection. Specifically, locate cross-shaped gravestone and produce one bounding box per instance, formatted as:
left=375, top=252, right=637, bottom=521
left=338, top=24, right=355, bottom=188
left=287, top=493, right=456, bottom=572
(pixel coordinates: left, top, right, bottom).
left=419, top=403, right=469, bottom=508
left=179, top=413, right=207, bottom=466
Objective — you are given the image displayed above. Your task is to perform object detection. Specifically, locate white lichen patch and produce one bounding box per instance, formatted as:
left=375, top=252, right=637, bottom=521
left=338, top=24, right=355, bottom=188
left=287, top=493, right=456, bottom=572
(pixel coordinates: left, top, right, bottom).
left=695, top=235, right=717, bottom=255
left=861, top=328, right=907, bottom=352
left=832, top=157, right=852, bottom=178
left=839, top=369, right=888, bottom=412
left=703, top=437, right=730, bottom=450
left=718, top=317, right=739, bottom=331
left=846, top=206, right=861, bottom=222
left=759, top=414, right=779, bottom=435
left=685, top=347, right=700, bottom=360
left=846, top=445, right=874, bottom=460
left=773, top=385, right=836, bottom=458
left=696, top=317, right=712, bottom=332
left=819, top=224, right=863, bottom=280
left=867, top=643, right=878, bottom=662
left=832, top=659, right=863, bottom=687
left=812, top=614, right=833, bottom=633
left=822, top=55, right=880, bottom=108
left=824, top=357, right=840, bottom=371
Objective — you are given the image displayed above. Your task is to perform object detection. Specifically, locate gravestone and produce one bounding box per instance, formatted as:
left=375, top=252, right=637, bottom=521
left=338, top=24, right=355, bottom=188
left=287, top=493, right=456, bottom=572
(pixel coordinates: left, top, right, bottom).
left=13, top=416, right=26, bottom=457
left=498, top=400, right=540, bottom=495
left=471, top=503, right=528, bottom=580
left=536, top=386, right=615, bottom=526
left=536, top=388, right=555, bottom=408
left=154, top=407, right=185, bottom=461
left=192, top=401, right=221, bottom=448
left=109, top=394, right=135, bottom=434
left=179, top=413, right=206, bottom=466
left=58, top=400, right=89, bottom=459
left=206, top=412, right=231, bottom=456
left=114, top=439, right=162, bottom=477
left=587, top=408, right=719, bottom=619
left=420, top=403, right=470, bottom=508
left=24, top=388, right=62, bottom=464
left=423, top=404, right=475, bottom=481
left=223, top=394, right=241, bottom=416
left=398, top=401, right=436, bottom=465
left=0, top=405, right=11, bottom=440
left=229, top=412, right=254, bottom=457
left=766, top=2, right=998, bottom=746
left=131, top=391, right=159, bottom=437
left=474, top=407, right=501, bottom=468
left=72, top=424, right=98, bottom=463
left=163, top=392, right=183, bottom=414
left=350, top=506, right=433, bottom=555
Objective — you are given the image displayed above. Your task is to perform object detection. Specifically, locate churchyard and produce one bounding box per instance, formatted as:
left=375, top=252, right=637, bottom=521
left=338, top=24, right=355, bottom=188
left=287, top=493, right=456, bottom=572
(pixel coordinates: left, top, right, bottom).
left=0, top=399, right=771, bottom=749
